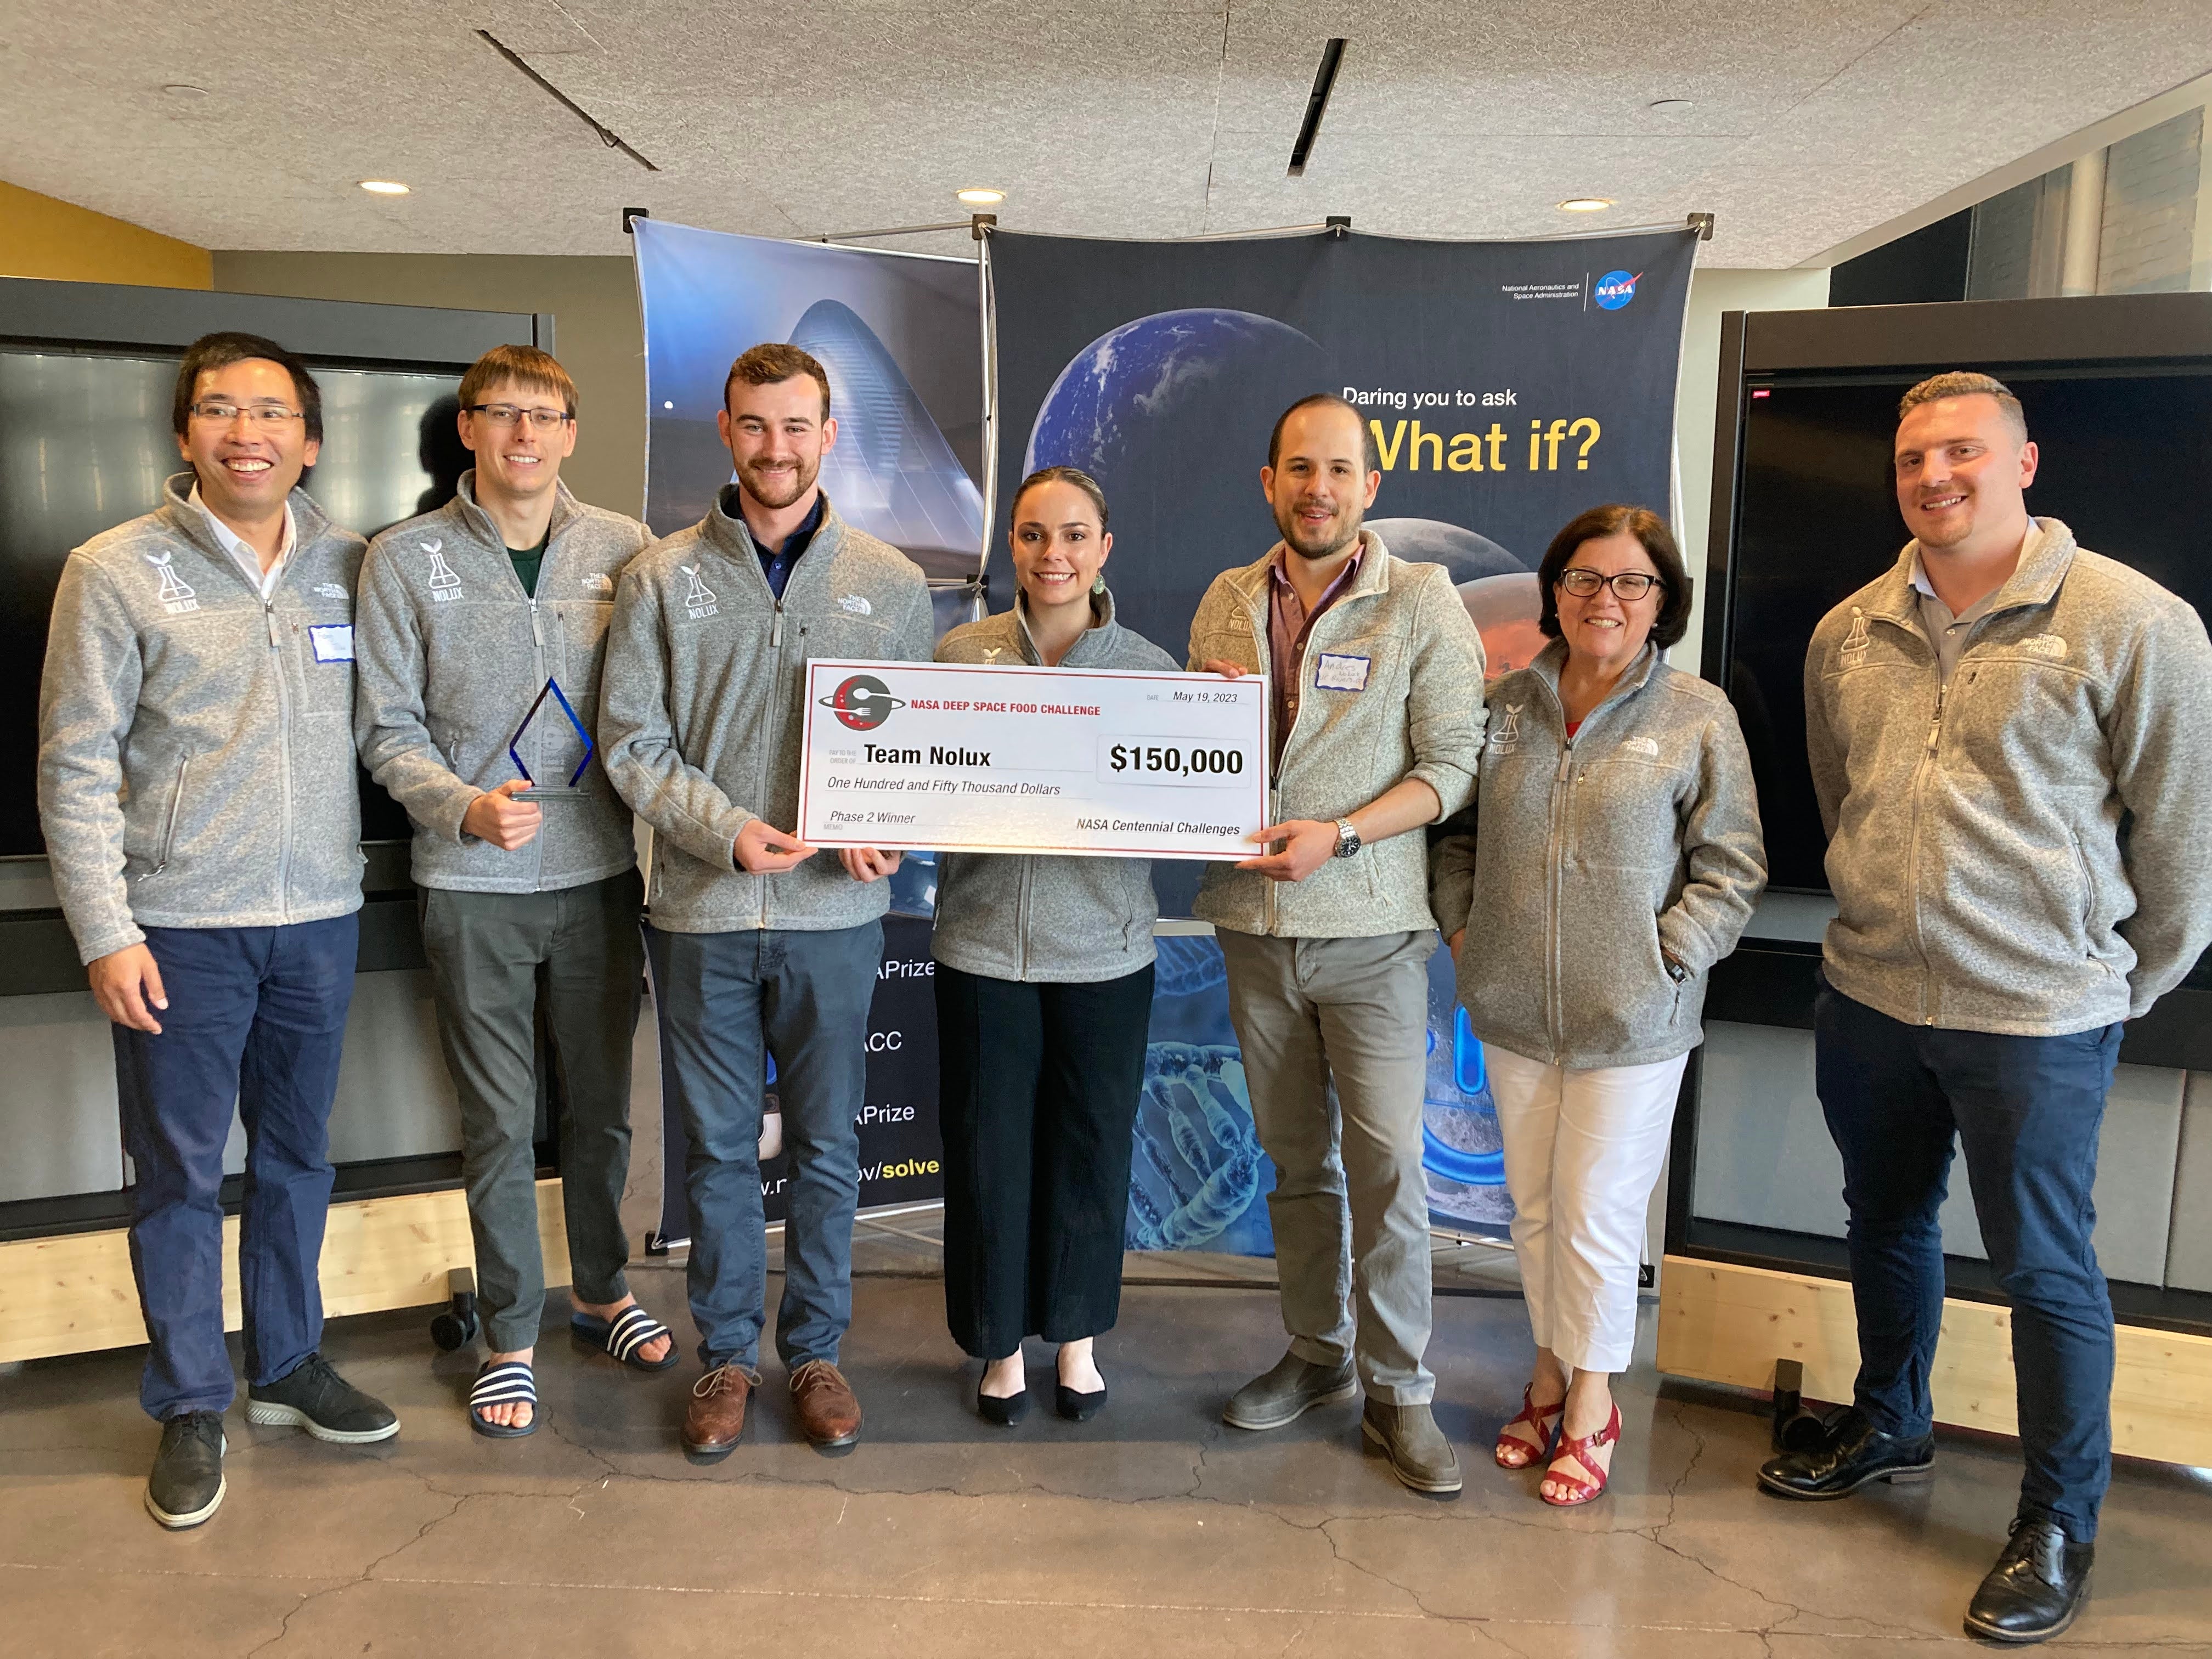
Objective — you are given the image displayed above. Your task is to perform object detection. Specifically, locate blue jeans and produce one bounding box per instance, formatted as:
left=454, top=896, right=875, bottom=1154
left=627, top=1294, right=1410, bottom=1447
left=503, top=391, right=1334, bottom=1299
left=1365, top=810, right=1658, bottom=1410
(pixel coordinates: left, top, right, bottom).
left=645, top=921, right=880, bottom=1373
left=1814, top=984, right=2120, bottom=1542
left=112, top=916, right=359, bottom=1421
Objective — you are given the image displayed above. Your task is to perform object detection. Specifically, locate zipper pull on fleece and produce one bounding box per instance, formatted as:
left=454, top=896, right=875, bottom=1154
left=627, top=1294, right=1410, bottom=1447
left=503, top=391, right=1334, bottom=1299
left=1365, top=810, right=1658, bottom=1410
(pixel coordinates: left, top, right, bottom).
left=264, top=601, right=279, bottom=648
left=528, top=599, right=544, bottom=650
left=1925, top=689, right=1945, bottom=753
left=771, top=606, right=783, bottom=650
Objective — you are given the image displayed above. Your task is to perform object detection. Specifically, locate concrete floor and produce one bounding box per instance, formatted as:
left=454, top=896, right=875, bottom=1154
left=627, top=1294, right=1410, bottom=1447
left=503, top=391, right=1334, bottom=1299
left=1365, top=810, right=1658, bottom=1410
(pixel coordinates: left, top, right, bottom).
left=5, top=1229, right=2209, bottom=1657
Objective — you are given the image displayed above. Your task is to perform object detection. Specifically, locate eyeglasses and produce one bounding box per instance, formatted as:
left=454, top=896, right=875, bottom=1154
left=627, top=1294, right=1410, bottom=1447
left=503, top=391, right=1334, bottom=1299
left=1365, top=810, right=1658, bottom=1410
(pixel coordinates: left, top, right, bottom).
left=189, top=401, right=303, bottom=426
left=1558, top=567, right=1662, bottom=601
left=464, top=402, right=573, bottom=430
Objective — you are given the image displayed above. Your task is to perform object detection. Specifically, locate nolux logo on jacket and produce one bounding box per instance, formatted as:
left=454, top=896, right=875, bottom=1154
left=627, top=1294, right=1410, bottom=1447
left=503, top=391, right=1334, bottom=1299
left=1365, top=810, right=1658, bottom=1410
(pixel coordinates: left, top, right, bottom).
left=144, top=552, right=199, bottom=614
left=679, top=565, right=718, bottom=619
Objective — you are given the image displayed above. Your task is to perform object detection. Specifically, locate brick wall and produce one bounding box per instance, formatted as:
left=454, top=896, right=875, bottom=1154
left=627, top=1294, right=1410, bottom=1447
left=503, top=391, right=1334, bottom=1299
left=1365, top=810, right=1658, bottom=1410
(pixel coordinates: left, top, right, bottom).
left=2098, top=108, right=2204, bottom=295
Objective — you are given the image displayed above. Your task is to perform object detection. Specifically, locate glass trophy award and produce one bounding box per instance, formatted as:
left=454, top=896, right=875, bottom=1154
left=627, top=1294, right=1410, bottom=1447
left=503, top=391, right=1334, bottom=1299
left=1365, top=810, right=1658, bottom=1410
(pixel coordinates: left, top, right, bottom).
left=507, top=676, right=594, bottom=800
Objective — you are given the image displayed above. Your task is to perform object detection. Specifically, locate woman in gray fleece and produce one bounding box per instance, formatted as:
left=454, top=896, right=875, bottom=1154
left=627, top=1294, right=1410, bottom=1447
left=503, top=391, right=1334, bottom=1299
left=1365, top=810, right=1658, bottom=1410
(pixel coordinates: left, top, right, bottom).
left=1430, top=505, right=1765, bottom=1506
left=930, top=467, right=1177, bottom=1426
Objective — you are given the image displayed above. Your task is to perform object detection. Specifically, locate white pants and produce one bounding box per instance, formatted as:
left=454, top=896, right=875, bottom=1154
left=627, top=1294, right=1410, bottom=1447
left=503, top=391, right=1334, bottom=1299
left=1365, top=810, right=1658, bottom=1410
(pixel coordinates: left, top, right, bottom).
left=1485, top=1045, right=1689, bottom=1375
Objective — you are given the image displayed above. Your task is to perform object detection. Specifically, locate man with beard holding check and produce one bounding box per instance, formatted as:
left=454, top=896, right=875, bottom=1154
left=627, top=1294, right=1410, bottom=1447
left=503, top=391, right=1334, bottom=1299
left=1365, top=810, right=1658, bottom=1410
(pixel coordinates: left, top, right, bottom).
left=1188, top=392, right=1486, bottom=1494
left=601, top=343, right=932, bottom=1460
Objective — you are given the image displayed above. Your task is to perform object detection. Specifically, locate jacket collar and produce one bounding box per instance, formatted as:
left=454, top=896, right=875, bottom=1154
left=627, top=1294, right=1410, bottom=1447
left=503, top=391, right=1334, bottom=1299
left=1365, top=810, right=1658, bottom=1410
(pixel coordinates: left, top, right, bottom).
left=1012, top=584, right=1121, bottom=667
left=450, top=469, right=583, bottom=549
left=698, top=484, right=845, bottom=574
left=1236, top=526, right=1396, bottom=603
left=157, top=470, right=336, bottom=573
left=1526, top=635, right=1662, bottom=719
left=1865, top=516, right=2077, bottom=627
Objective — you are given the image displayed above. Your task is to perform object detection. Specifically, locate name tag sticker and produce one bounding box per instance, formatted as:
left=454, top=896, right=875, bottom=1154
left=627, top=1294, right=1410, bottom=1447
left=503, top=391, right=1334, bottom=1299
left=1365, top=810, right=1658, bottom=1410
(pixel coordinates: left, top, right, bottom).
left=1314, top=653, right=1370, bottom=691
left=308, top=623, right=354, bottom=663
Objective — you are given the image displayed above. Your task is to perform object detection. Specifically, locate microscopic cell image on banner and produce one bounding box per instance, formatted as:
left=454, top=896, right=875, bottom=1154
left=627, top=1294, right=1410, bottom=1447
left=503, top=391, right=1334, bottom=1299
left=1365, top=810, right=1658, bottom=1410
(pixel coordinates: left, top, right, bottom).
left=990, top=227, right=1698, bottom=682
left=631, top=218, right=984, bottom=588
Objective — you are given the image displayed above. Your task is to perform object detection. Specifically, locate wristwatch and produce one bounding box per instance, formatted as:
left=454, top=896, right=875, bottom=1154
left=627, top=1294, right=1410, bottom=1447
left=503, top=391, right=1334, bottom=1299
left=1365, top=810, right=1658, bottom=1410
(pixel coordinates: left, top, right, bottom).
left=1331, top=817, right=1362, bottom=859
left=1662, top=952, right=1690, bottom=984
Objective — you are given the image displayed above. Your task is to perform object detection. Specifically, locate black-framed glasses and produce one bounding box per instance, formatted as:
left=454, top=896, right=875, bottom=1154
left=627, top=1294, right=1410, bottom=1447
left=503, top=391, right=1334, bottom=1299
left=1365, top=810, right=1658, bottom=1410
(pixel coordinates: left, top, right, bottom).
left=188, top=400, right=303, bottom=427
left=1558, top=567, right=1662, bottom=601
left=464, top=402, right=573, bottom=430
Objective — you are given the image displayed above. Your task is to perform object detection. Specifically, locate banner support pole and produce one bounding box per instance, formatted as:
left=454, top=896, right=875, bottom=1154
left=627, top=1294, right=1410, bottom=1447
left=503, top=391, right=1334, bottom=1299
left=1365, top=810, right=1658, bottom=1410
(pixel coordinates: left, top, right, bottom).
left=974, top=215, right=1000, bottom=621
left=1687, top=211, right=1716, bottom=241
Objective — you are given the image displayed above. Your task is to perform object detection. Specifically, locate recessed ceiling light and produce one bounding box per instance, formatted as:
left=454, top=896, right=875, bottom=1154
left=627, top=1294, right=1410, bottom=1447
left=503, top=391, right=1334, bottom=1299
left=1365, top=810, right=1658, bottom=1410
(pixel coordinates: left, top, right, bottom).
left=1558, top=197, right=1613, bottom=213
left=956, top=187, right=1005, bottom=206
left=359, top=179, right=410, bottom=196
left=1648, top=98, right=1695, bottom=112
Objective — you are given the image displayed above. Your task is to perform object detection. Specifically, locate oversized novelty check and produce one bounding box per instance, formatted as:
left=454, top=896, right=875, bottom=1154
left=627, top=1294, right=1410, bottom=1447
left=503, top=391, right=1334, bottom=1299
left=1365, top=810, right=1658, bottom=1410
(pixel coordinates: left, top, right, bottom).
left=798, top=659, right=1268, bottom=860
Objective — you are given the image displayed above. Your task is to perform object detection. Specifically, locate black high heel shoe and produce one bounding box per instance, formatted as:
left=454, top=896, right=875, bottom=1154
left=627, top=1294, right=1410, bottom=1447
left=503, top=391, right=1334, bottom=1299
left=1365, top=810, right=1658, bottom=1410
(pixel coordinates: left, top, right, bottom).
left=977, top=1378, right=1030, bottom=1426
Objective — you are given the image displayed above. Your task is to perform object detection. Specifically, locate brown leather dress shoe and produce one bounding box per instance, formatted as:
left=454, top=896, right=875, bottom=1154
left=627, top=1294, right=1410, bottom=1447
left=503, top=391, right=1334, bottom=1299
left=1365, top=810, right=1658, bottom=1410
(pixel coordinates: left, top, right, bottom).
left=682, top=1364, right=755, bottom=1460
left=789, top=1359, right=862, bottom=1451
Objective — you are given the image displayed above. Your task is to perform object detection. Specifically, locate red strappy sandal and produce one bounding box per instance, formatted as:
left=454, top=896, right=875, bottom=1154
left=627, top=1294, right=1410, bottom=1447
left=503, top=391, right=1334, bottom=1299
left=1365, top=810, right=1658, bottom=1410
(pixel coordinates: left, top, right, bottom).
left=1539, top=1403, right=1621, bottom=1506
left=1494, top=1384, right=1565, bottom=1470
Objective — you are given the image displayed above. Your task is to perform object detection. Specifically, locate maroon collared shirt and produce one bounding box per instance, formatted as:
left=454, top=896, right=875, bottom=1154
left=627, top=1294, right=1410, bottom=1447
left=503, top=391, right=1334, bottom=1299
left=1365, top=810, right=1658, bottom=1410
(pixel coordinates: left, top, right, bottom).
left=1267, top=539, right=1364, bottom=774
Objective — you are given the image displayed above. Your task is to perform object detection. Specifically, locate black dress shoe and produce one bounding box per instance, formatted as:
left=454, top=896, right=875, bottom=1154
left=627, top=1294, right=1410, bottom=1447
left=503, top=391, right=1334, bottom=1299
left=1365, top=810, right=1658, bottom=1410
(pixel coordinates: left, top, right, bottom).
left=1056, top=1381, right=1107, bottom=1422
left=1756, top=1404, right=1934, bottom=1500
left=146, top=1411, right=227, bottom=1530
left=1965, top=1517, right=2094, bottom=1644
left=977, top=1382, right=1030, bottom=1426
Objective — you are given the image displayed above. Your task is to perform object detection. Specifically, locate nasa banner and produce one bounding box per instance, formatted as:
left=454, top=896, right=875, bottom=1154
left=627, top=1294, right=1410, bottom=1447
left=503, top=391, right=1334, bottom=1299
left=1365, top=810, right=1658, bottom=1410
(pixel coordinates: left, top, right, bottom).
left=652, top=916, right=944, bottom=1250
left=989, top=226, right=1696, bottom=680
left=995, top=227, right=1697, bottom=1248
left=633, top=218, right=980, bottom=1242
left=631, top=217, right=985, bottom=585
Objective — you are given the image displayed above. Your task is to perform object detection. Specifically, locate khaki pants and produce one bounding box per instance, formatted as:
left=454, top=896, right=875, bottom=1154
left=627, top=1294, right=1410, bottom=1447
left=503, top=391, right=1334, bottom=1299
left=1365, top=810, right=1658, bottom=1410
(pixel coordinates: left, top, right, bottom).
left=1217, top=927, right=1436, bottom=1404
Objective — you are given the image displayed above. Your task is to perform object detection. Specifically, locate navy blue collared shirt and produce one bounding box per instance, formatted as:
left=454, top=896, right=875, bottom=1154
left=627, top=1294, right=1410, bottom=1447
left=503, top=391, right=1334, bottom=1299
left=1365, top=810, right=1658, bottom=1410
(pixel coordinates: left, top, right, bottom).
left=756, top=492, right=826, bottom=602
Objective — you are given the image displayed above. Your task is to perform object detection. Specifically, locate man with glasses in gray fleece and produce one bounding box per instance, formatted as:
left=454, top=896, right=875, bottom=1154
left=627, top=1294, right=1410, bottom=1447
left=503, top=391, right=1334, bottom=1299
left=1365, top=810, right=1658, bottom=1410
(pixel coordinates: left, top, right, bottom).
left=356, top=344, right=667, bottom=1440
left=1191, top=393, right=1487, bottom=1494
left=39, top=332, right=398, bottom=1532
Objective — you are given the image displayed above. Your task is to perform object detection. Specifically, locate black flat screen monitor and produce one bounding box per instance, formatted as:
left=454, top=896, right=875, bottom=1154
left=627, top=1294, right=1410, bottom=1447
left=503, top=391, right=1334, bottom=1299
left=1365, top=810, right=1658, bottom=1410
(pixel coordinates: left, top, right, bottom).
left=0, top=347, right=471, bottom=857
left=1728, top=363, right=2212, bottom=906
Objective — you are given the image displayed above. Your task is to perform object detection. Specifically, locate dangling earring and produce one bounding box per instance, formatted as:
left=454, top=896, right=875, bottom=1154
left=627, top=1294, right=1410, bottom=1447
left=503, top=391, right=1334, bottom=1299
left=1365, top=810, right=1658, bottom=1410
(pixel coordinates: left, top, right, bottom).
left=1091, top=572, right=1107, bottom=595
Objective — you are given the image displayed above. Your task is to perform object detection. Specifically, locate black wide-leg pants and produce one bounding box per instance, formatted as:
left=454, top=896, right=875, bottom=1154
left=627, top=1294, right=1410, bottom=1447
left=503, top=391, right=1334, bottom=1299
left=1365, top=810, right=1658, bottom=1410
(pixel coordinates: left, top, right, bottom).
left=935, top=961, right=1156, bottom=1358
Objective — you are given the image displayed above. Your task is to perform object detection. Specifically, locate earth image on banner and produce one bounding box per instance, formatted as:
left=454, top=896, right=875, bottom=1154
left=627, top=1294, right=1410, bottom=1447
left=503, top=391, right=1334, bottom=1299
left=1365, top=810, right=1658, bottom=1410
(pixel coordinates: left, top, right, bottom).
left=1025, top=308, right=1328, bottom=481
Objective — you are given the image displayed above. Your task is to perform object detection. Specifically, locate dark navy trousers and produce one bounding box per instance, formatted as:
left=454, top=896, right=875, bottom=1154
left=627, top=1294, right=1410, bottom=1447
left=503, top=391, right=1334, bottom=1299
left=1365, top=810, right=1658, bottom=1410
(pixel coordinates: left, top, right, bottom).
left=112, top=916, right=358, bottom=1421
left=1814, top=983, right=2120, bottom=1542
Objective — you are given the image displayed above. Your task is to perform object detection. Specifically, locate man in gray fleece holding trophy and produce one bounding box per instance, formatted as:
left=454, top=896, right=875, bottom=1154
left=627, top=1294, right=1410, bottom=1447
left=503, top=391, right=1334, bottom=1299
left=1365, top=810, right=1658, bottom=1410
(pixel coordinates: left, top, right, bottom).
left=1190, top=393, right=1487, bottom=1494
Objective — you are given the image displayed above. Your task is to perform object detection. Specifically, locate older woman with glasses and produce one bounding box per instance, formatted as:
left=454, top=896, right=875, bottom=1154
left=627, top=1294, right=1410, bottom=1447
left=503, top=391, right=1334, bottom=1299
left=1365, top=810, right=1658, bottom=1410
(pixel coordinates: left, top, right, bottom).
left=1430, top=504, right=1765, bottom=1505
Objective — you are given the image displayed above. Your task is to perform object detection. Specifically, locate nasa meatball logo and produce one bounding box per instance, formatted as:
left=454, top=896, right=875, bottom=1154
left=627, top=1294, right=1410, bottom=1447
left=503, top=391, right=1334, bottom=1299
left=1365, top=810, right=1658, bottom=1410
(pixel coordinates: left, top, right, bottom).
left=1593, top=270, right=1640, bottom=311
left=822, top=674, right=905, bottom=731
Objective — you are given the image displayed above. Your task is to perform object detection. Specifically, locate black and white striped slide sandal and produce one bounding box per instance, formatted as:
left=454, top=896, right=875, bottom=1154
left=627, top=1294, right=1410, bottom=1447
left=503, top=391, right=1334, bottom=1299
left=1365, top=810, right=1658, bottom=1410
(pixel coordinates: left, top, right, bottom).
left=469, top=1361, right=538, bottom=1438
left=571, top=1305, right=679, bottom=1372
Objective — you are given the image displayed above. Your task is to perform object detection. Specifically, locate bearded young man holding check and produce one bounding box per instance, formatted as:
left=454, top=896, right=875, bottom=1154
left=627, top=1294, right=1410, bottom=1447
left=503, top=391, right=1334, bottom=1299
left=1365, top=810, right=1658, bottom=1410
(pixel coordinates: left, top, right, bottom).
left=1190, top=392, right=1487, bottom=1494
left=600, top=343, right=932, bottom=1461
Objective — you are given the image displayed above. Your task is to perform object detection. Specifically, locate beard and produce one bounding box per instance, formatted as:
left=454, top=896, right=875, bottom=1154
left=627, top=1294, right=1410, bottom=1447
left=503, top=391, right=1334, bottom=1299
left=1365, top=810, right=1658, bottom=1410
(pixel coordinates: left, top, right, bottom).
left=737, top=452, right=820, bottom=511
left=1276, top=498, right=1362, bottom=561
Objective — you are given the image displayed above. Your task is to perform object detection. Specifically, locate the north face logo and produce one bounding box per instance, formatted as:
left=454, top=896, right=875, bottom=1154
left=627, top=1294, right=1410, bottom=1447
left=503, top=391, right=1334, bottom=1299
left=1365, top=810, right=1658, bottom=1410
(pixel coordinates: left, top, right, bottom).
left=582, top=573, right=614, bottom=596
left=838, top=594, right=872, bottom=616
left=680, top=565, right=718, bottom=619
left=145, top=551, right=199, bottom=614
left=315, top=582, right=347, bottom=600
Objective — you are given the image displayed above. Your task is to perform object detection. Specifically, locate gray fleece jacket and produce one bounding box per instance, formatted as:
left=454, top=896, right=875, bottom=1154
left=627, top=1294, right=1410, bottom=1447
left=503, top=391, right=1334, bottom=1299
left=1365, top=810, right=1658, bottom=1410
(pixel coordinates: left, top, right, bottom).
left=38, top=473, right=368, bottom=963
left=1806, top=517, right=2212, bottom=1035
left=1186, top=530, right=1487, bottom=938
left=354, top=474, right=652, bottom=893
left=600, top=488, right=934, bottom=934
left=1430, top=641, right=1767, bottom=1068
left=930, top=587, right=1179, bottom=983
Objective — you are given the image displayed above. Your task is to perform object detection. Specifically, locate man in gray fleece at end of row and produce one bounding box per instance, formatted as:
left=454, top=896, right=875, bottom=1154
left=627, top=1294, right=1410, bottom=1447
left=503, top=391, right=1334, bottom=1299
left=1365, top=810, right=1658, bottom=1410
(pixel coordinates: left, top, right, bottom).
left=1758, top=372, right=2212, bottom=1646
left=598, top=343, right=934, bottom=1463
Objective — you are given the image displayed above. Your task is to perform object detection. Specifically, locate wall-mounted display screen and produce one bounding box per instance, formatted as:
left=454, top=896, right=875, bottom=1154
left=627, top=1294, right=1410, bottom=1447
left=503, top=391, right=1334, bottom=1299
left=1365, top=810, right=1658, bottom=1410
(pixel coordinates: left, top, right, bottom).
left=1726, top=364, right=2212, bottom=899
left=0, top=348, right=471, bottom=857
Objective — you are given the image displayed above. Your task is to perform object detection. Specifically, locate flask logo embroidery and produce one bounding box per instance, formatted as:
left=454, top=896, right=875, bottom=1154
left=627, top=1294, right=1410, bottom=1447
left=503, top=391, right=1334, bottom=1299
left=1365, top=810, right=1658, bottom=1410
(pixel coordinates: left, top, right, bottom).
left=145, top=552, right=199, bottom=614
left=1840, top=608, right=1871, bottom=660
left=680, top=565, right=718, bottom=619
left=423, top=541, right=462, bottom=603
left=1487, top=704, right=1522, bottom=754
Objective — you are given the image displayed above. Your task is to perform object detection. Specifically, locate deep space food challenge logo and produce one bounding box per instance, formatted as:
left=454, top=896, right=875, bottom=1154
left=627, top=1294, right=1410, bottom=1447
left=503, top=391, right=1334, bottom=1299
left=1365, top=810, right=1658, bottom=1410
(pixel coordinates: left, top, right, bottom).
left=821, top=673, right=907, bottom=731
